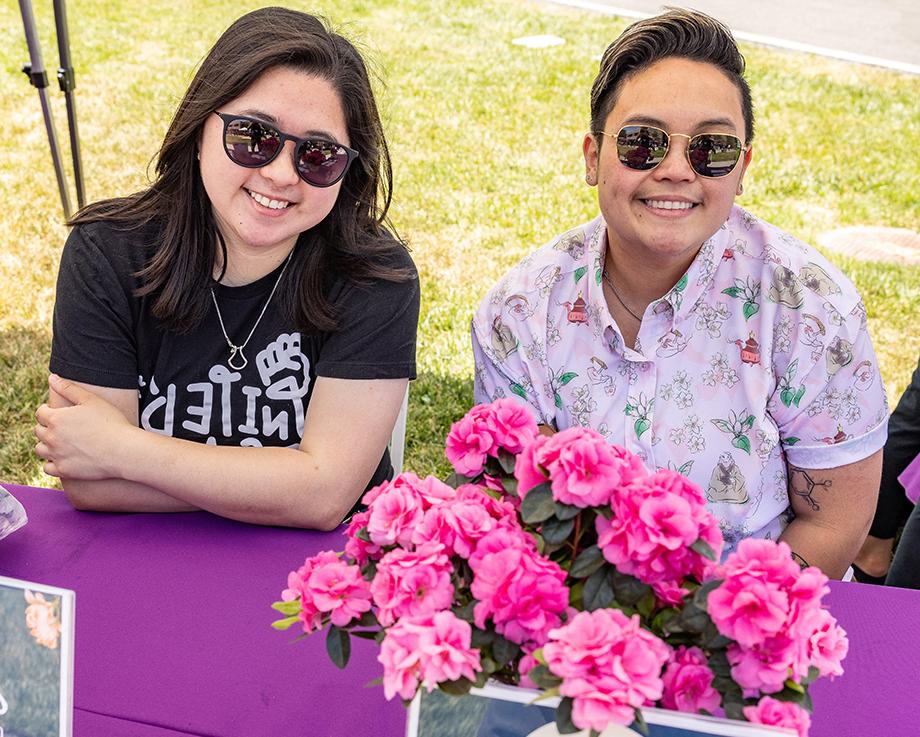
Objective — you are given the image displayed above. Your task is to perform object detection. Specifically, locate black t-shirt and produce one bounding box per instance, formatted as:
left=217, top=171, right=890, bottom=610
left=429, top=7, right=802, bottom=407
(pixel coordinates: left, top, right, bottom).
left=50, top=220, right=420, bottom=491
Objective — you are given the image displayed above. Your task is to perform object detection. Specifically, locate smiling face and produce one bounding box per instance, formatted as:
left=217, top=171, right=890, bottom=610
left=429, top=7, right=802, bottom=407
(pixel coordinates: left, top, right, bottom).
left=199, top=66, right=349, bottom=268
left=584, top=57, right=752, bottom=270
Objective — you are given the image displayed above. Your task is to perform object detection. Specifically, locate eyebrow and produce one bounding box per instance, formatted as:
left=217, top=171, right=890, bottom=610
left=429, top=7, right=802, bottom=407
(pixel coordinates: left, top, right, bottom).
left=235, top=108, right=341, bottom=141
left=622, top=115, right=738, bottom=132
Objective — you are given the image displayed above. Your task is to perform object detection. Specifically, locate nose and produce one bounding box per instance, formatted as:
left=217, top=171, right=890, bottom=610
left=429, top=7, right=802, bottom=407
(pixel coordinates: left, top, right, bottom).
left=259, top=141, right=301, bottom=187
left=652, top=133, right=696, bottom=182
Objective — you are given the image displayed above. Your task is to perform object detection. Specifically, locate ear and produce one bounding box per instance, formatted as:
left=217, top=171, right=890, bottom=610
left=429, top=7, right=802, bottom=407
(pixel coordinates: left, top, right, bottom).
left=583, top=132, right=599, bottom=186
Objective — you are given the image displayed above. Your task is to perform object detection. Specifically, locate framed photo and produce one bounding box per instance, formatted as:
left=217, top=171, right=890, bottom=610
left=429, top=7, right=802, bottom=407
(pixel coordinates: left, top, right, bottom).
left=407, top=680, right=794, bottom=737
left=0, top=576, right=75, bottom=737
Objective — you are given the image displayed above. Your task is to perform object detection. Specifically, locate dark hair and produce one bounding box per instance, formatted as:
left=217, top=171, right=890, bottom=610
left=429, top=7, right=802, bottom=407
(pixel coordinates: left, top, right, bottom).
left=591, top=8, right=754, bottom=145
left=70, top=7, right=409, bottom=333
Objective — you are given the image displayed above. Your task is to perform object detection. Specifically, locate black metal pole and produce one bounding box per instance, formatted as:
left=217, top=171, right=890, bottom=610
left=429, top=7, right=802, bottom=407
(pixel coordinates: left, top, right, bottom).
left=19, top=0, right=72, bottom=219
left=53, top=0, right=85, bottom=209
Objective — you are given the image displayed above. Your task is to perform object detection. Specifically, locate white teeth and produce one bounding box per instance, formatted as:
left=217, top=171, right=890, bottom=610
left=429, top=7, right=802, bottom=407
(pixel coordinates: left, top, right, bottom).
left=248, top=190, right=291, bottom=210
left=645, top=199, right=695, bottom=210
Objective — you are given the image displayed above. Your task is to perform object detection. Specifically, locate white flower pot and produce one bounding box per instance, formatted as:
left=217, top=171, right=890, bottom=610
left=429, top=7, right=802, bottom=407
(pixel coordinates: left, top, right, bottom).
left=527, top=722, right=640, bottom=737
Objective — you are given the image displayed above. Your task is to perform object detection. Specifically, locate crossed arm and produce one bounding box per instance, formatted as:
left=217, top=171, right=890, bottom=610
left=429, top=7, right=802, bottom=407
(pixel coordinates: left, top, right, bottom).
left=778, top=450, right=883, bottom=579
left=34, top=373, right=408, bottom=530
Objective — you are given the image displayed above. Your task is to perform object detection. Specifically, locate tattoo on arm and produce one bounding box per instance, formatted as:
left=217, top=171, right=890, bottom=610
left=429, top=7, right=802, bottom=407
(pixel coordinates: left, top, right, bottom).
left=787, top=466, right=832, bottom=512
left=790, top=551, right=810, bottom=570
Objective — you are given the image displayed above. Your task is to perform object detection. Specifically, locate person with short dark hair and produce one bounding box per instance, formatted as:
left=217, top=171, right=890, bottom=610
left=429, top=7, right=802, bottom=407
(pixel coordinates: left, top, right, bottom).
left=34, top=8, right=419, bottom=530
left=472, top=8, right=886, bottom=578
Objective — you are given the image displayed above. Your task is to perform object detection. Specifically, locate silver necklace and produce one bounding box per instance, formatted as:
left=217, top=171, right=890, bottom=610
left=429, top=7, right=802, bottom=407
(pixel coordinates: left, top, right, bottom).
left=210, top=251, right=293, bottom=370
left=602, top=268, right=643, bottom=322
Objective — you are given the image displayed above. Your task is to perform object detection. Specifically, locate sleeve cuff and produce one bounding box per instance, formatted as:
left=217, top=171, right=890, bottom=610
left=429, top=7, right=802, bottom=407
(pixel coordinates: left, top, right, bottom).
left=784, top=417, right=888, bottom=469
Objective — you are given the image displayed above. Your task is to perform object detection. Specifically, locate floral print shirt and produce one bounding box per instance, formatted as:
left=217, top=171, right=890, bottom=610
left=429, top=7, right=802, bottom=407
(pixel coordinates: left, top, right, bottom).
left=472, top=206, right=888, bottom=550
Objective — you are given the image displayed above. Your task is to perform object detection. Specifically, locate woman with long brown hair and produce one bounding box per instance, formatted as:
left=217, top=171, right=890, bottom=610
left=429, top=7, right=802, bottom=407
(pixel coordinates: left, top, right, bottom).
left=33, top=7, right=419, bottom=529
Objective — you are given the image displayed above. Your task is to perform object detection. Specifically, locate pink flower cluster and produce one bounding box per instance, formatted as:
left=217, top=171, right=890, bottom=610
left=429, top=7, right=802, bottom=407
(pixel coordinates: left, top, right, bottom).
left=282, top=550, right=372, bottom=631
left=708, top=539, right=848, bottom=693
left=378, top=611, right=482, bottom=700
left=515, top=427, right=647, bottom=507
left=445, top=399, right=539, bottom=476
left=660, top=646, right=721, bottom=715
left=24, top=590, right=62, bottom=650
left=469, top=527, right=570, bottom=647
left=596, top=470, right=723, bottom=603
left=543, top=608, right=671, bottom=732
left=743, top=696, right=812, bottom=737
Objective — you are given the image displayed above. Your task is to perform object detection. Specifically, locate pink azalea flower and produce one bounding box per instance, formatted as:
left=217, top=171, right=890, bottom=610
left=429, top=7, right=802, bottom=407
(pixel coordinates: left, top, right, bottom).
left=545, top=427, right=626, bottom=507
left=660, top=646, right=721, bottom=714
left=803, top=608, right=848, bottom=679
left=513, top=434, right=553, bottom=498
left=743, top=696, right=812, bottom=737
left=378, top=613, right=481, bottom=700
left=343, top=511, right=382, bottom=567
left=366, top=481, right=425, bottom=547
left=445, top=406, right=496, bottom=476
left=727, top=636, right=797, bottom=693
left=470, top=538, right=568, bottom=647
left=371, top=543, right=454, bottom=626
left=484, top=398, right=539, bottom=454
left=283, top=550, right=372, bottom=631
left=24, top=591, right=61, bottom=650
left=543, top=609, right=670, bottom=732
left=390, top=472, right=457, bottom=508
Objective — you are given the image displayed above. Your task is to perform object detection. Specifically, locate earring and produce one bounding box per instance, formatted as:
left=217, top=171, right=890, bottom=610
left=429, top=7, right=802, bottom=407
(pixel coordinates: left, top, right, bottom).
left=586, top=171, right=597, bottom=186
left=737, top=182, right=744, bottom=195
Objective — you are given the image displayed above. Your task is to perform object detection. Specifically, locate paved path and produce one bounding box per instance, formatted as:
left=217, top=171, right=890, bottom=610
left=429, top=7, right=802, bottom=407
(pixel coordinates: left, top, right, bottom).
left=541, top=0, right=920, bottom=74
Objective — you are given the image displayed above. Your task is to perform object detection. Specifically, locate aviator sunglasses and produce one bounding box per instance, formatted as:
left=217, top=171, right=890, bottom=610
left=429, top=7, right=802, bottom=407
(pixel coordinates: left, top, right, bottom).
left=599, top=125, right=746, bottom=178
left=215, top=112, right=358, bottom=187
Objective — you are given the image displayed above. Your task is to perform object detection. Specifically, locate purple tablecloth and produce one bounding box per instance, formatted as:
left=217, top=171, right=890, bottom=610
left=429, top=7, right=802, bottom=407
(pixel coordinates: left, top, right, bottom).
left=1, top=484, right=405, bottom=737
left=2, top=484, right=919, bottom=737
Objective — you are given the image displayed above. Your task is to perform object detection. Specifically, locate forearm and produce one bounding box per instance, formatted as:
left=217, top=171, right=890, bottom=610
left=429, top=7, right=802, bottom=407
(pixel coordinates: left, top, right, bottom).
left=63, top=477, right=199, bottom=514
left=778, top=516, right=869, bottom=579
left=113, top=427, right=365, bottom=529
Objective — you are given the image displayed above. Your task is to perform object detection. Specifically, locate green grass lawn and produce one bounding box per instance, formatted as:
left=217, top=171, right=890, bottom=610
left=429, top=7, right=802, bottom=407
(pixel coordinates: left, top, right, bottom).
left=2, top=0, right=918, bottom=486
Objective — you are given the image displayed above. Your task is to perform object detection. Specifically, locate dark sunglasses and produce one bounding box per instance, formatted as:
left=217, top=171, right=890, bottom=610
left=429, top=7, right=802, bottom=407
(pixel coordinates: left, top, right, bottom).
left=214, top=112, right=358, bottom=187
left=599, top=125, right=746, bottom=178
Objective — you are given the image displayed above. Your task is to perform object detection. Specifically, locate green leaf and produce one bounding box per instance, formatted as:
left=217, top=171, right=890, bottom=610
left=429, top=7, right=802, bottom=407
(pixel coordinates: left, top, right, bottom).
left=356, top=611, right=379, bottom=628
left=743, top=414, right=756, bottom=430
left=783, top=436, right=801, bottom=446
left=527, top=664, right=563, bottom=690
left=520, top=483, right=556, bottom=524
left=445, top=472, right=473, bottom=488
left=271, top=615, right=301, bottom=631
left=271, top=599, right=302, bottom=616
left=690, top=538, right=717, bottom=561
left=611, top=570, right=652, bottom=606
left=570, top=545, right=606, bottom=578
left=675, top=601, right=709, bottom=634
left=595, top=268, right=603, bottom=286
left=675, top=274, right=688, bottom=291
left=438, top=677, right=475, bottom=696
left=632, top=709, right=651, bottom=737
left=636, top=590, right=656, bottom=619
left=541, top=516, right=575, bottom=545
left=721, top=286, right=742, bottom=298
left=471, top=627, right=494, bottom=649
left=583, top=566, right=614, bottom=610
left=693, top=579, right=722, bottom=610
left=510, top=383, right=528, bottom=400
left=558, top=371, right=578, bottom=386
left=793, top=385, right=806, bottom=406
left=454, top=600, right=477, bottom=623
left=732, top=434, right=752, bottom=454
left=634, top=418, right=650, bottom=439
left=624, top=403, right=636, bottom=415
left=574, top=266, right=587, bottom=283
left=802, top=665, right=821, bottom=686
left=711, top=419, right=733, bottom=434
left=554, top=392, right=563, bottom=409
left=355, top=526, right=372, bottom=543
left=497, top=448, right=517, bottom=474
left=677, top=460, right=694, bottom=476
left=784, top=678, right=806, bottom=694
left=780, top=387, right=794, bottom=407
left=492, top=635, right=520, bottom=666
left=350, top=630, right=379, bottom=641
left=554, top=501, right=580, bottom=521
left=555, top=697, right=580, bottom=734
left=742, top=301, right=759, bottom=320
left=326, top=626, right=351, bottom=669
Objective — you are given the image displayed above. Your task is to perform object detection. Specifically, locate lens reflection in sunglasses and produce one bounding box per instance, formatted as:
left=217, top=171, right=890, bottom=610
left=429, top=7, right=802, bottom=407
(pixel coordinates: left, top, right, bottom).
left=615, top=125, right=742, bottom=178
left=218, top=113, right=356, bottom=187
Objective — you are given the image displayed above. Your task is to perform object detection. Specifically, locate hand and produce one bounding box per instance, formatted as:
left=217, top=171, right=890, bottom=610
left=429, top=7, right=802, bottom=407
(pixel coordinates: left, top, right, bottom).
left=34, top=375, right=134, bottom=480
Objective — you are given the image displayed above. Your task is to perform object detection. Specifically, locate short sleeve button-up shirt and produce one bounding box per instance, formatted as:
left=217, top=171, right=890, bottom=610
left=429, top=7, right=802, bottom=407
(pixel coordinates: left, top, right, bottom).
left=472, top=206, right=888, bottom=550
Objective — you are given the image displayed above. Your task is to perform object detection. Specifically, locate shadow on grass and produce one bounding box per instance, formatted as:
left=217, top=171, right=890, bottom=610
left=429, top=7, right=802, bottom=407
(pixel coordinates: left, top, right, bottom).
left=0, top=325, right=52, bottom=486
left=405, top=370, right=475, bottom=479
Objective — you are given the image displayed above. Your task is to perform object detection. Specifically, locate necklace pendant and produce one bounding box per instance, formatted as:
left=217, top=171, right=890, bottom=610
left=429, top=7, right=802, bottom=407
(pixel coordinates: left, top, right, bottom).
left=228, top=346, right=248, bottom=370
